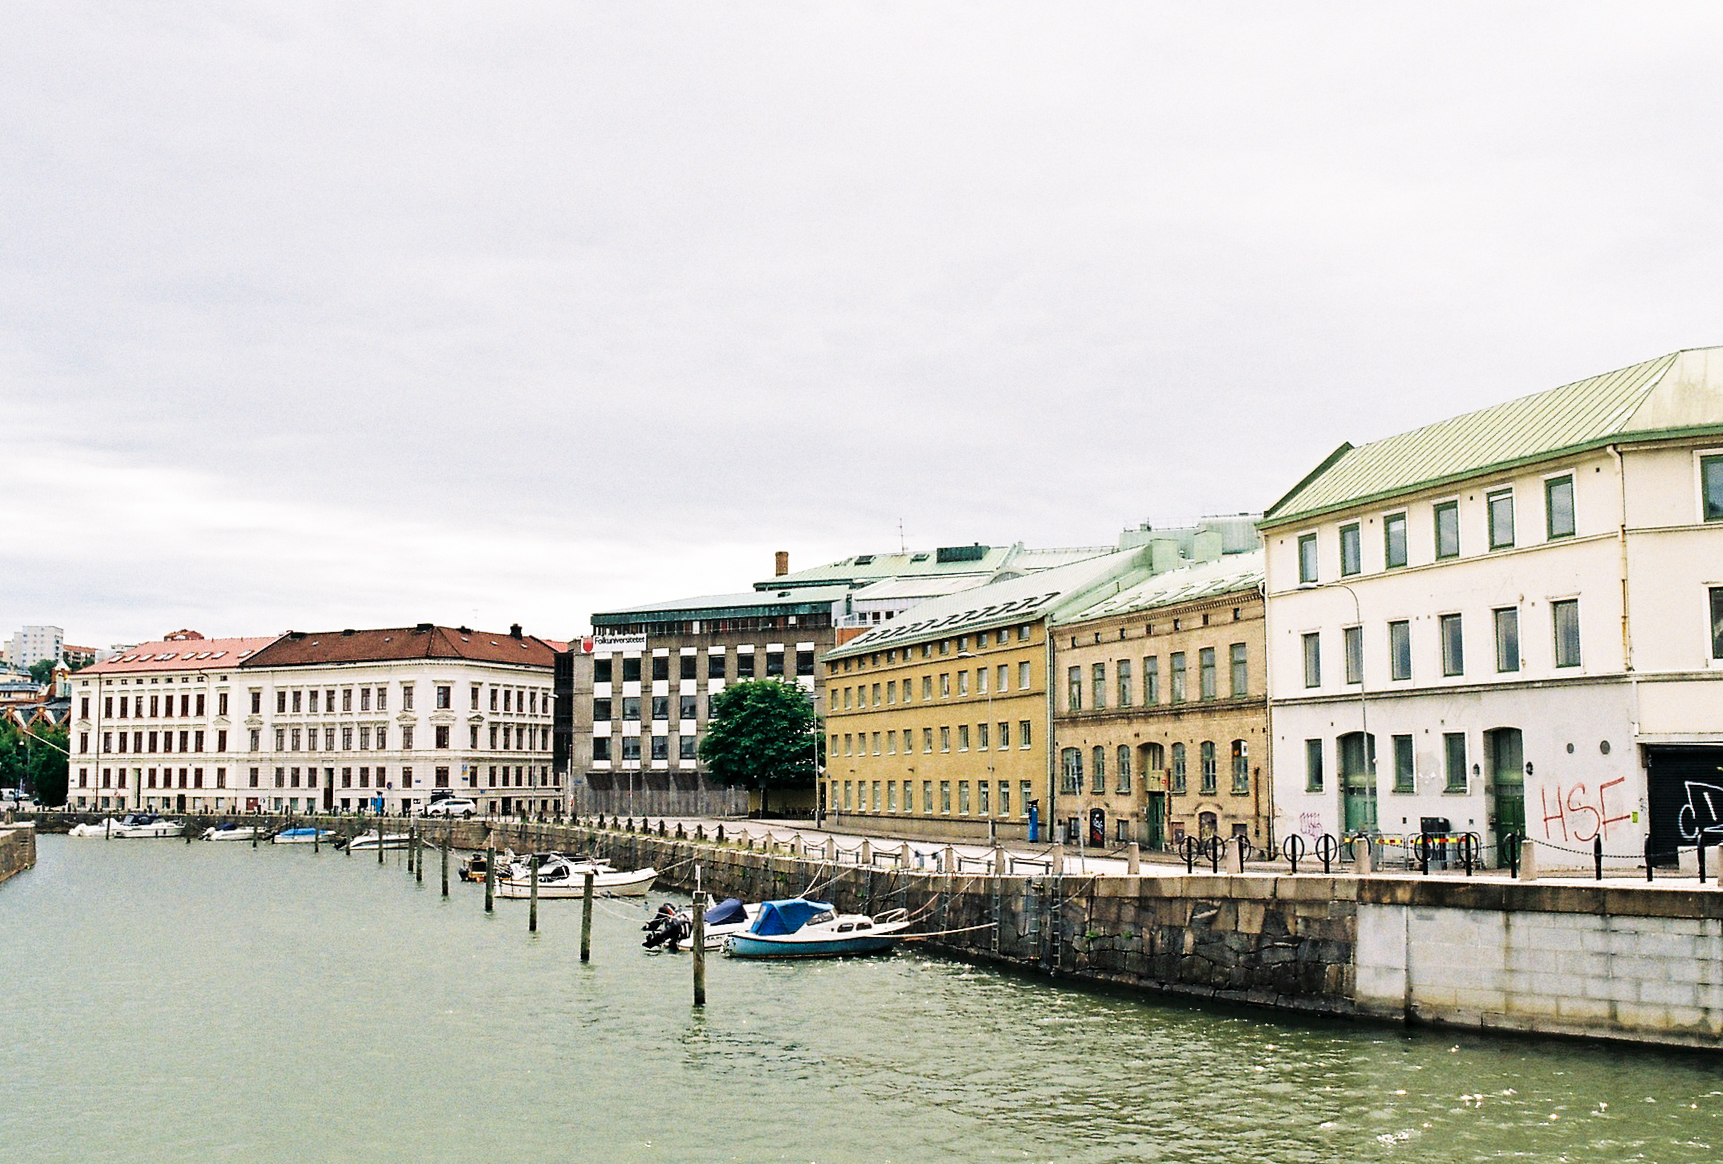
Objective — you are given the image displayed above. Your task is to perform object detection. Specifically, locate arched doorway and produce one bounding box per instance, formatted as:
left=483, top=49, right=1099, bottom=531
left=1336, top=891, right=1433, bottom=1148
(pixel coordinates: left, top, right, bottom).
left=1486, top=728, right=1525, bottom=866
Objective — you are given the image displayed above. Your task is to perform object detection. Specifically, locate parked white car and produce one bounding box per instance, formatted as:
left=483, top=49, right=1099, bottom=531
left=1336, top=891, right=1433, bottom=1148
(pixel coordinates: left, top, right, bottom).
left=421, top=797, right=477, bottom=819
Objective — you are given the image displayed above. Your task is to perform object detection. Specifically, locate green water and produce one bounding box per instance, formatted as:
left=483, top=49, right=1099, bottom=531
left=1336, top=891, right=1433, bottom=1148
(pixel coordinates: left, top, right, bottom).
left=4, top=835, right=1722, bottom=1163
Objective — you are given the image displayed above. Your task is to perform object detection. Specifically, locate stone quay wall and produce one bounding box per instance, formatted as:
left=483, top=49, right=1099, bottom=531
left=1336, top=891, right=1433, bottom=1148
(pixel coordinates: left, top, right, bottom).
left=0, top=822, right=37, bottom=886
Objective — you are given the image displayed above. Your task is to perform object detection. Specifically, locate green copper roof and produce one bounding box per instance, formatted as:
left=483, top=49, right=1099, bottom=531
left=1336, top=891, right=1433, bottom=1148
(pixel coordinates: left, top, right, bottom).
left=1263, top=347, right=1723, bottom=527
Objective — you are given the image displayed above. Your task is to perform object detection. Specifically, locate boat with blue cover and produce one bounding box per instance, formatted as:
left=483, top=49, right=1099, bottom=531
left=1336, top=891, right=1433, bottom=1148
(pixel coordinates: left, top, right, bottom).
left=724, top=898, right=911, bottom=959
left=271, top=826, right=335, bottom=845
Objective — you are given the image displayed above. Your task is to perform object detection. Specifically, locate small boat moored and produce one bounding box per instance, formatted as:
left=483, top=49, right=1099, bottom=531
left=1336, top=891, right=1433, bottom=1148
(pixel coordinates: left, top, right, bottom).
left=643, top=897, right=759, bottom=952
left=338, top=830, right=412, bottom=852
left=724, top=898, right=911, bottom=959
left=69, top=813, right=186, bottom=839
left=271, top=826, right=335, bottom=845
left=201, top=822, right=264, bottom=842
left=494, top=855, right=657, bottom=898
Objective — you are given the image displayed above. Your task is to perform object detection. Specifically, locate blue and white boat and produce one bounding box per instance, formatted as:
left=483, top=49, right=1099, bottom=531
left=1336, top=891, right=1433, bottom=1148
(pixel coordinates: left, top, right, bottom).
left=201, top=822, right=264, bottom=841
left=271, top=826, right=335, bottom=845
left=724, top=898, right=911, bottom=959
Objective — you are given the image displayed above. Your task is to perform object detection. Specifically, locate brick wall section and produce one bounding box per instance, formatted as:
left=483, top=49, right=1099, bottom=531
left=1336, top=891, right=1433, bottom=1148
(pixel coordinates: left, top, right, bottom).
left=0, top=823, right=37, bottom=885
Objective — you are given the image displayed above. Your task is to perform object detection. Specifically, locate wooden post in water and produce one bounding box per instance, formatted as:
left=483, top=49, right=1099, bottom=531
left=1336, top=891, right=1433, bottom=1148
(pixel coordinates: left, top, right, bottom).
left=484, top=843, right=496, bottom=912
left=580, top=870, right=594, bottom=962
left=691, top=890, right=706, bottom=1007
left=378, top=823, right=385, bottom=865
left=441, top=832, right=451, bottom=897
left=416, top=830, right=424, bottom=884
left=529, top=858, right=539, bottom=933
left=313, top=822, right=320, bottom=853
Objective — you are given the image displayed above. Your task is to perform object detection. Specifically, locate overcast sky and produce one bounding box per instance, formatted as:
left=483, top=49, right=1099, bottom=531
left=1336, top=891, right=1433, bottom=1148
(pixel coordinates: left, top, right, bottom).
left=6, top=2, right=1723, bottom=648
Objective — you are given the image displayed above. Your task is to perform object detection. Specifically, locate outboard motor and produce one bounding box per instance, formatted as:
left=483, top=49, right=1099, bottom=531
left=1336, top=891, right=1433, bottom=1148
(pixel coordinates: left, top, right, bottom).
left=642, top=904, right=692, bottom=951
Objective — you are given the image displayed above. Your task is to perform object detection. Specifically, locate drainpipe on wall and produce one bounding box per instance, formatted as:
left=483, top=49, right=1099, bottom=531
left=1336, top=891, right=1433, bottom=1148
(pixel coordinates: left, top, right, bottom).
left=1608, top=444, right=1635, bottom=675
left=1044, top=615, right=1057, bottom=840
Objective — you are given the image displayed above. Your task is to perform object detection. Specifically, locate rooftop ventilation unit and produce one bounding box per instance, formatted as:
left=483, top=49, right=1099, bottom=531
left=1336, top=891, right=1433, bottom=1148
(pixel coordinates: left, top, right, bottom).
left=936, top=544, right=988, bottom=564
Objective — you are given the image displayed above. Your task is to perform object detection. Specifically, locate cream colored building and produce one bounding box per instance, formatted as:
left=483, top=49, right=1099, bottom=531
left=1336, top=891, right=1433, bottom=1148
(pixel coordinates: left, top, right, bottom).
left=1263, top=347, right=1723, bottom=867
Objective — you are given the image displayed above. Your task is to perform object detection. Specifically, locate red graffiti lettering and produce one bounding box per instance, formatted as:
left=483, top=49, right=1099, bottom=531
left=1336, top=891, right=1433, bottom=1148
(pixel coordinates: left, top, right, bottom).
left=1542, top=778, right=1632, bottom=845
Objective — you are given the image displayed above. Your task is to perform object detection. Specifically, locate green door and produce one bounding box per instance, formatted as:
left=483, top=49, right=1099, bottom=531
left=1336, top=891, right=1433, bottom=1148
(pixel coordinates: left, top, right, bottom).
left=1489, top=729, right=1525, bottom=867
left=1340, top=732, right=1377, bottom=835
left=1146, top=792, right=1166, bottom=850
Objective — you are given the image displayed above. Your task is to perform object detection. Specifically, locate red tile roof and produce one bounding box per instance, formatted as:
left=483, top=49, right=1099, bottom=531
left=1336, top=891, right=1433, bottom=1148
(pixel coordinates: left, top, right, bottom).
left=239, top=625, right=557, bottom=670
left=80, top=636, right=282, bottom=675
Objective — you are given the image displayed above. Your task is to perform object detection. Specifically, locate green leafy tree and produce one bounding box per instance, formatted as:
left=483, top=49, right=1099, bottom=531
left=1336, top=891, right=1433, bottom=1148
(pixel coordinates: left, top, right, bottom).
left=27, top=659, right=54, bottom=685
left=0, top=719, right=68, bottom=805
left=697, top=679, right=823, bottom=814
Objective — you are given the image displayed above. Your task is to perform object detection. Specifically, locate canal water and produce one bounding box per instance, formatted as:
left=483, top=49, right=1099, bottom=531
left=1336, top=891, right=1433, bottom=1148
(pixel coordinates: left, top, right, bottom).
left=4, top=836, right=1722, bottom=1163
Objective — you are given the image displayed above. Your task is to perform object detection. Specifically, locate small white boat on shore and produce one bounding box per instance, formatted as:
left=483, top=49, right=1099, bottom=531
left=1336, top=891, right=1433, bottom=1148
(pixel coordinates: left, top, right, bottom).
left=271, top=827, right=335, bottom=845
left=340, top=830, right=412, bottom=852
left=69, top=813, right=186, bottom=839
left=495, top=855, right=657, bottom=898
left=201, top=822, right=264, bottom=842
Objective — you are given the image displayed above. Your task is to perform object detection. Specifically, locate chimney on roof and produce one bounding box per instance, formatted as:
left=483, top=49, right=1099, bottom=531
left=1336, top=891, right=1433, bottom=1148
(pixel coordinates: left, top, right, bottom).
left=507, top=623, right=523, bottom=639
left=341, top=628, right=356, bottom=636
left=775, top=550, right=789, bottom=577
left=414, top=623, right=432, bottom=633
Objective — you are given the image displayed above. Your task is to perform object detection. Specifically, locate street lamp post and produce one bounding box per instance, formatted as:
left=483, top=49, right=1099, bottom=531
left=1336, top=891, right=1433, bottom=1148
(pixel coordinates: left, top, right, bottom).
left=1300, top=579, right=1374, bottom=836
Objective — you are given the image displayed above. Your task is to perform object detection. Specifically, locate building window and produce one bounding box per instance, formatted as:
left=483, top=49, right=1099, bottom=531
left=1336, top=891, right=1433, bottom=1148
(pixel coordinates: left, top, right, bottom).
left=1704, top=454, right=1723, bottom=522
left=1019, top=720, right=1031, bottom=749
left=923, top=728, right=933, bottom=754
left=1298, top=533, right=1318, bottom=583
left=1487, top=488, right=1515, bottom=550
left=1199, top=741, right=1217, bottom=794
left=592, top=698, right=612, bottom=722
left=1170, top=653, right=1187, bottom=702
left=1388, top=620, right=1411, bottom=681
left=957, top=725, right=970, bottom=752
left=1117, top=745, right=1131, bottom=793
left=651, top=736, right=668, bottom=761
left=735, top=653, right=754, bottom=679
left=1440, top=613, right=1464, bottom=676
left=620, top=656, right=642, bottom=683
left=1712, top=587, right=1723, bottom=660
left=1305, top=739, right=1323, bottom=792
left=1494, top=607, right=1520, bottom=672
left=1343, top=626, right=1363, bottom=686
left=1170, top=743, right=1187, bottom=794
left=1091, top=663, right=1106, bottom=709
left=1552, top=599, right=1582, bottom=668
left=1228, top=740, right=1247, bottom=794
left=939, top=726, right=950, bottom=753
left=707, top=652, right=725, bottom=680
left=940, top=781, right=951, bottom=814
left=1302, top=633, right=1321, bottom=688
left=1339, top=523, right=1362, bottom=576
left=621, top=737, right=640, bottom=763
left=796, top=649, right=814, bottom=677
left=1383, top=512, right=1408, bottom=569
left=1545, top=475, right=1576, bottom=539
left=651, top=697, right=669, bottom=721
left=1091, top=747, right=1105, bottom=793
left=622, top=697, right=640, bottom=721
left=766, top=651, right=784, bottom=678
left=679, top=695, right=697, bottom=721
left=1117, top=659, right=1132, bottom=707
left=1392, top=734, right=1414, bottom=794
left=592, top=738, right=611, bottom=761
left=1198, top=648, right=1216, bottom=700
left=1432, top=500, right=1460, bottom=559
left=1143, top=657, right=1159, bottom=704
left=998, top=721, right=1010, bottom=749
left=1061, top=748, right=1082, bottom=794
left=434, top=725, right=450, bottom=749
left=1229, top=643, right=1247, bottom=697
left=923, top=781, right=934, bottom=813
left=1444, top=732, right=1468, bottom=792
left=435, top=685, right=451, bottom=710
left=1067, top=667, right=1082, bottom=711
left=1018, top=661, right=1031, bottom=690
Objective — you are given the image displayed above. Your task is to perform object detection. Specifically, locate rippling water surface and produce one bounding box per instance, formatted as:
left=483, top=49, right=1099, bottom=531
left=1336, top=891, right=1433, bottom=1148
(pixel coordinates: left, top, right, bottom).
left=4, top=835, right=1723, bottom=1162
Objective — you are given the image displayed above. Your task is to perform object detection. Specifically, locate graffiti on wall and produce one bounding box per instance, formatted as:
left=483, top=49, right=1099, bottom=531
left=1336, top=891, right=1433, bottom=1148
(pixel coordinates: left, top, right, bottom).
left=1676, top=781, right=1723, bottom=843
left=1539, top=777, right=1631, bottom=844
left=1299, top=812, right=1324, bottom=840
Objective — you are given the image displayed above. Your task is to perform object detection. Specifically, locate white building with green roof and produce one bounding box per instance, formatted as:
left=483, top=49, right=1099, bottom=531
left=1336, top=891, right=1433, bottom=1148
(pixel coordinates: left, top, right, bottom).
left=1261, top=347, right=1723, bottom=869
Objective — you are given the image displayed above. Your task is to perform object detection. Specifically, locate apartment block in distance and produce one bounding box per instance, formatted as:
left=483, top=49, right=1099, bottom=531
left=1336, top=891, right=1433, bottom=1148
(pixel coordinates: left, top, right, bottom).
left=1263, top=347, right=1723, bottom=867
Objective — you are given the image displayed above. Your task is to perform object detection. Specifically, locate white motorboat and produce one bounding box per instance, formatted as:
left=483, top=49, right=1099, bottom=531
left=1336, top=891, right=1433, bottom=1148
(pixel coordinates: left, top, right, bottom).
left=69, top=813, right=186, bottom=839
left=201, top=822, right=264, bottom=842
left=495, top=855, right=657, bottom=898
left=339, top=830, right=412, bottom=852
left=725, top=899, right=912, bottom=959
left=271, top=827, right=335, bottom=845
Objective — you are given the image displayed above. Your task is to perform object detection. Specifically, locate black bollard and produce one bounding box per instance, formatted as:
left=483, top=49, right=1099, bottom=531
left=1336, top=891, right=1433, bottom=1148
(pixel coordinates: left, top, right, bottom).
left=1506, top=833, right=1520, bottom=880
left=416, top=831, right=424, bottom=885
left=1702, top=834, right=1710, bottom=884
left=1417, top=832, right=1431, bottom=876
left=1647, top=834, right=1657, bottom=883
left=1317, top=834, right=1335, bottom=875
left=485, top=843, right=495, bottom=912
left=581, top=870, right=594, bottom=962
left=441, top=832, right=450, bottom=898
left=1282, top=833, right=1304, bottom=875
left=1181, top=835, right=1195, bottom=874
left=1594, top=834, right=1604, bottom=881
left=1208, top=835, right=1220, bottom=875
left=1461, top=833, right=1475, bottom=878
left=529, top=859, right=538, bottom=934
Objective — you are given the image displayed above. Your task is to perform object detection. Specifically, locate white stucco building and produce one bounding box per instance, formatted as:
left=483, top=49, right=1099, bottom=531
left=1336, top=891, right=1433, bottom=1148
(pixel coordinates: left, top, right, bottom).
left=1262, top=347, right=1723, bottom=868
left=72, top=624, right=563, bottom=816
left=8, top=625, right=64, bottom=669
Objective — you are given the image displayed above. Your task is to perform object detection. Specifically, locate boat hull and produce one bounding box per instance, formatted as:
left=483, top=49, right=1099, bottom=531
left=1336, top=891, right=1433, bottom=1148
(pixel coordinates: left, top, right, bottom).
left=345, top=833, right=411, bottom=851
left=725, top=932, right=907, bottom=959
left=271, top=829, right=333, bottom=845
